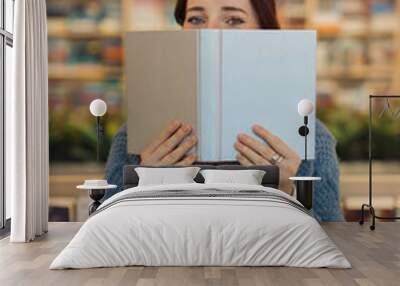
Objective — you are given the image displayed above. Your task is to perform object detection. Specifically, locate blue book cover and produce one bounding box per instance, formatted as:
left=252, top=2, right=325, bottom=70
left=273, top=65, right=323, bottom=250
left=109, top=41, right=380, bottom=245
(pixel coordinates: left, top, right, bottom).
left=126, top=30, right=316, bottom=161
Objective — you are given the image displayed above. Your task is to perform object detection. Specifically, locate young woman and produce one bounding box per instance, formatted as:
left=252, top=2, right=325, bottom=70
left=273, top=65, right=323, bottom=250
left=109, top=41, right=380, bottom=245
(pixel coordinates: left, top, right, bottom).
left=105, top=0, right=344, bottom=221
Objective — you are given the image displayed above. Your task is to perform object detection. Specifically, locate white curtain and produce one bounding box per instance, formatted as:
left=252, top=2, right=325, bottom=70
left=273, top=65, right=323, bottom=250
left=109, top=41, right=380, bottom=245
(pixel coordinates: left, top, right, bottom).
left=8, top=0, right=49, bottom=242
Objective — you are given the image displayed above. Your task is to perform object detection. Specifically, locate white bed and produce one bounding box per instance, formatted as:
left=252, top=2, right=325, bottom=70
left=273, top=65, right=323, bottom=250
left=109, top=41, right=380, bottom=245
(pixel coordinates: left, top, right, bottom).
left=50, top=183, right=351, bottom=269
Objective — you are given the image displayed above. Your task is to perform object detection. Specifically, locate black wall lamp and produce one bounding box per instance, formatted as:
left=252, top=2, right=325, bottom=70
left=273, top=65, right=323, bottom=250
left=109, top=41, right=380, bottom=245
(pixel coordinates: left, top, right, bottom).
left=90, top=99, right=107, bottom=161
left=290, top=99, right=320, bottom=210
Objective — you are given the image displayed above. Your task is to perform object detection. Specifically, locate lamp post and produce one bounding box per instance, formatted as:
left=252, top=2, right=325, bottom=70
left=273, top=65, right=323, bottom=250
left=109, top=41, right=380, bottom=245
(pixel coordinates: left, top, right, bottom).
left=89, top=99, right=107, bottom=161
left=289, top=99, right=321, bottom=210
left=297, top=99, right=314, bottom=161
left=76, top=99, right=115, bottom=216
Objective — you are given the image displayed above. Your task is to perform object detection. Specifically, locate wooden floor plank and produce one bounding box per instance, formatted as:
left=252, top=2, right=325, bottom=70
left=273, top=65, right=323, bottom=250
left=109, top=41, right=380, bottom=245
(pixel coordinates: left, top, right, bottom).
left=0, top=222, right=399, bottom=286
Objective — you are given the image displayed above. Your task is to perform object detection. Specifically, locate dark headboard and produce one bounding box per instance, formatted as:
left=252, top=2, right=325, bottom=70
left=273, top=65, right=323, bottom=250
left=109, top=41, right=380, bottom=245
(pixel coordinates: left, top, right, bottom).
left=123, top=162, right=280, bottom=190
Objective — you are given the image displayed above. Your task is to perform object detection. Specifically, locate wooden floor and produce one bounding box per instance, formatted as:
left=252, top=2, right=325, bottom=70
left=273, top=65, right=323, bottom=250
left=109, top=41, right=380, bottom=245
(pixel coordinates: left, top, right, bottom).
left=0, top=222, right=399, bottom=286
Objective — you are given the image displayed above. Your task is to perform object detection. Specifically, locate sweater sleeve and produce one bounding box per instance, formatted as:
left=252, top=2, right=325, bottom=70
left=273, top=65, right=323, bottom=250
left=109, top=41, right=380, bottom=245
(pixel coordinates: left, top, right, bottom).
left=312, top=121, right=344, bottom=222
left=104, top=124, right=140, bottom=200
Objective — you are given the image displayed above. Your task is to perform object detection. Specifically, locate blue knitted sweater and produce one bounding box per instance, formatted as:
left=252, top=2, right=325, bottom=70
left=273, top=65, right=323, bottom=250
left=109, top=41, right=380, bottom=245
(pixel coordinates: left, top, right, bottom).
left=104, top=120, right=344, bottom=222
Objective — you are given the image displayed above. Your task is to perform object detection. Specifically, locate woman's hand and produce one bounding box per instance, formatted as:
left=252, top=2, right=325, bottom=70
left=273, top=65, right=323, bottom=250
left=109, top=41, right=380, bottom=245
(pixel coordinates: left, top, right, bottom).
left=234, top=125, right=302, bottom=195
left=140, top=121, right=198, bottom=166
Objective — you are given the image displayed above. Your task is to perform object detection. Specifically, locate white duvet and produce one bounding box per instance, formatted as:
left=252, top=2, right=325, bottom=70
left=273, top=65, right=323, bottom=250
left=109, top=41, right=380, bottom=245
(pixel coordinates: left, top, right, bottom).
left=50, top=183, right=351, bottom=269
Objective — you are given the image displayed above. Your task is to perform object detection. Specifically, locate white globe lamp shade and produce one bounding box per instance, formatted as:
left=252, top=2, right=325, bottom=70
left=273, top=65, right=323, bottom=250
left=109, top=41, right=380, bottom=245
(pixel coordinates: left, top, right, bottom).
left=298, top=99, right=314, bottom=117
left=90, top=99, right=107, bottom=117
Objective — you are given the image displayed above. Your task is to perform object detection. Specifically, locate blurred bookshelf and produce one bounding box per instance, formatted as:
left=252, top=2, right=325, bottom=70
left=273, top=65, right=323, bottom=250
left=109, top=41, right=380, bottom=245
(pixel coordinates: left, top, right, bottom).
left=47, top=0, right=125, bottom=162
left=285, top=0, right=399, bottom=104
left=119, top=0, right=400, bottom=221
left=121, top=0, right=400, bottom=158
left=48, top=0, right=400, bottom=162
left=276, top=0, right=400, bottom=220
left=47, top=0, right=400, bottom=221
left=47, top=0, right=125, bottom=222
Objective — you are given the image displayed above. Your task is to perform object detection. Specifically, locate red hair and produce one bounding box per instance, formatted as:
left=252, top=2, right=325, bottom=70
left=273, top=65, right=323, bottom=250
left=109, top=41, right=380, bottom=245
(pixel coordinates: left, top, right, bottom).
left=174, top=0, right=280, bottom=29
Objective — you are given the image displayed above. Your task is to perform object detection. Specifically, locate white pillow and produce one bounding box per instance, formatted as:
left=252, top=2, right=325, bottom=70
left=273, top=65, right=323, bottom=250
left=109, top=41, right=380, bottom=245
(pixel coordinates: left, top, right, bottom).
left=135, top=167, right=201, bottom=186
left=200, top=169, right=266, bottom=185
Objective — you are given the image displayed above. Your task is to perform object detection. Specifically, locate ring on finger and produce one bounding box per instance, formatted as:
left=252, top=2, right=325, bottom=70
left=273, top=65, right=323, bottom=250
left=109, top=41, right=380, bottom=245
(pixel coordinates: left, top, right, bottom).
left=271, top=154, right=284, bottom=165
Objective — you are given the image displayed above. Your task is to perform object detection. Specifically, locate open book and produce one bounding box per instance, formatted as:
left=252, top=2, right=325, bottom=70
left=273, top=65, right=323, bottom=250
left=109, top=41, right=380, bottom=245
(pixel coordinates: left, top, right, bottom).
left=126, top=30, right=316, bottom=161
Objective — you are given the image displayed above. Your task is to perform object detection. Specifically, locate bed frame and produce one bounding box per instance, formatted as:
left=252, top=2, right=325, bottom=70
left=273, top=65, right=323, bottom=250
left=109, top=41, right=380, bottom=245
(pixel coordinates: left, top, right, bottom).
left=123, top=163, right=280, bottom=190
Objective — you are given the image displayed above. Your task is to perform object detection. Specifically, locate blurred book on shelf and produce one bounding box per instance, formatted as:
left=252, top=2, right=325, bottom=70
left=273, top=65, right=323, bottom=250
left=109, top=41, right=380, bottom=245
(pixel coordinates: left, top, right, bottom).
left=124, top=0, right=178, bottom=30
left=370, top=0, right=399, bottom=33
left=47, top=0, right=121, bottom=35
left=277, top=0, right=307, bottom=28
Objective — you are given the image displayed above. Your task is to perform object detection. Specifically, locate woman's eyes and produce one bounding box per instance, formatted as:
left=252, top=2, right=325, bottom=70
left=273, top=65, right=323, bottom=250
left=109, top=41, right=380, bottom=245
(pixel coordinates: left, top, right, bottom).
left=187, top=16, right=246, bottom=26
left=225, top=17, right=245, bottom=26
left=187, top=16, right=206, bottom=25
